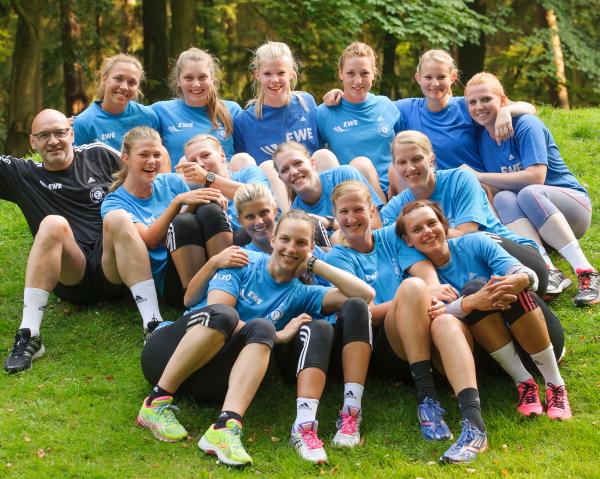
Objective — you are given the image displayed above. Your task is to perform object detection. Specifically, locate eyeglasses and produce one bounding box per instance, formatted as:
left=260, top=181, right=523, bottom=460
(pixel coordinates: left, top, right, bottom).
left=31, top=127, right=71, bottom=142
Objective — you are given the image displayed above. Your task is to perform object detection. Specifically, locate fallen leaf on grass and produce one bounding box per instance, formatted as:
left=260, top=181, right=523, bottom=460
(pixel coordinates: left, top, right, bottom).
left=426, top=461, right=436, bottom=466
left=37, top=449, right=45, bottom=459
left=502, top=443, right=509, bottom=451
left=359, top=436, right=366, bottom=446
left=24, top=436, right=31, bottom=443
left=62, top=307, right=71, bottom=314
left=105, top=375, right=114, bottom=381
left=270, top=436, right=280, bottom=443
left=329, top=465, right=339, bottom=474
left=6, top=463, right=11, bottom=468
left=247, top=432, right=257, bottom=443
left=501, top=468, right=510, bottom=476
left=466, top=468, right=476, bottom=473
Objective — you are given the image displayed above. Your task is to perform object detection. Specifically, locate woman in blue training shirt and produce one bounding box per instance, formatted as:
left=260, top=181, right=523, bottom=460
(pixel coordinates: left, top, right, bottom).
left=73, top=54, right=161, bottom=155
left=100, top=127, right=233, bottom=307
left=325, top=180, right=488, bottom=465
left=464, top=72, right=598, bottom=306
left=398, top=200, right=572, bottom=424
left=139, top=210, right=374, bottom=465
left=152, top=48, right=244, bottom=168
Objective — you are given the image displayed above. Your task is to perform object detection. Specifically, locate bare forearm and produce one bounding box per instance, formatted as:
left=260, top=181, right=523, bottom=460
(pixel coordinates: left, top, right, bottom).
left=312, top=259, right=375, bottom=302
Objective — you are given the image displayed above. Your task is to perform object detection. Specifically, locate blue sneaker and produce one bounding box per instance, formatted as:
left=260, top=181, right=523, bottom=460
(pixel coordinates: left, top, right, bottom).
left=417, top=397, right=453, bottom=441
left=440, top=419, right=488, bottom=464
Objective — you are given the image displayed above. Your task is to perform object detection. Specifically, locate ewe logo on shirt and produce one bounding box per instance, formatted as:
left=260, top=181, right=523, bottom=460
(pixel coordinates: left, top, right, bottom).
left=333, top=119, right=358, bottom=133
left=364, top=271, right=379, bottom=284
left=100, top=132, right=116, bottom=141
left=89, top=185, right=106, bottom=204
left=285, top=128, right=314, bottom=143
left=39, top=180, right=63, bottom=191
left=240, top=288, right=263, bottom=305
left=468, top=272, right=488, bottom=282
left=500, top=162, right=523, bottom=173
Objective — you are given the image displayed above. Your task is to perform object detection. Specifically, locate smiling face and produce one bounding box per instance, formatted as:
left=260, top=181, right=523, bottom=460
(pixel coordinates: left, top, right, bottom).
left=402, top=205, right=447, bottom=258
left=270, top=217, right=313, bottom=275
left=184, top=138, right=227, bottom=176
left=255, top=58, right=294, bottom=105
left=339, top=56, right=375, bottom=103
left=238, top=198, right=278, bottom=247
left=30, top=110, right=75, bottom=171
left=274, top=148, right=318, bottom=194
left=123, top=139, right=164, bottom=185
left=177, top=59, right=214, bottom=107
left=334, top=191, right=374, bottom=244
left=393, top=142, right=435, bottom=191
left=466, top=83, right=507, bottom=130
left=101, top=61, right=141, bottom=112
left=415, top=60, right=456, bottom=104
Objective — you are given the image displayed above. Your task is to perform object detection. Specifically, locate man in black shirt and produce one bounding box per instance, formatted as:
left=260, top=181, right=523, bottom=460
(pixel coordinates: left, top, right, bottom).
left=1, top=109, right=164, bottom=374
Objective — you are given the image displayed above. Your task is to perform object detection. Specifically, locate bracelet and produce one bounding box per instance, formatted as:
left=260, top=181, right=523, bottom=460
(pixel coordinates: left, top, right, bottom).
left=306, top=256, right=317, bottom=272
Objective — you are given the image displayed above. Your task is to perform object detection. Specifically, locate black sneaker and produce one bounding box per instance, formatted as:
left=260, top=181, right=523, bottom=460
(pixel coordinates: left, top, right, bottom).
left=4, top=328, right=45, bottom=374
left=143, top=320, right=163, bottom=344
left=573, top=269, right=600, bottom=306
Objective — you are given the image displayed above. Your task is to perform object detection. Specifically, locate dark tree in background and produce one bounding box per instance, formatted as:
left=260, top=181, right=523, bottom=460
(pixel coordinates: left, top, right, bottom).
left=60, top=0, right=88, bottom=116
left=143, top=0, right=169, bottom=102
left=169, top=0, right=196, bottom=62
left=457, top=0, right=486, bottom=83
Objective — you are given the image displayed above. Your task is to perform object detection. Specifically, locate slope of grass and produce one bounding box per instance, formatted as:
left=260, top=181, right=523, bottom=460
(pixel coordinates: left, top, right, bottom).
left=1, top=108, right=599, bottom=478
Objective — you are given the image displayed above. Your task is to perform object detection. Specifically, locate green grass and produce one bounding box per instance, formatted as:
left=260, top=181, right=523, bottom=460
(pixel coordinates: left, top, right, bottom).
left=1, top=108, right=600, bottom=478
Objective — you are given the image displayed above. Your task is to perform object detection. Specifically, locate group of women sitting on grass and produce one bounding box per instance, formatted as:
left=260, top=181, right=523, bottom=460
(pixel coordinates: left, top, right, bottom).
left=80, top=39, right=597, bottom=467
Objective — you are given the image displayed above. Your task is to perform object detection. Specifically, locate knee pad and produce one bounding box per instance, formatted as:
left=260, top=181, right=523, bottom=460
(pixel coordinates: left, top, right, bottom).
left=493, top=190, right=524, bottom=224
left=185, top=304, right=239, bottom=338
left=195, top=202, right=233, bottom=239
left=461, top=279, right=487, bottom=296
left=296, top=320, right=334, bottom=375
left=338, top=298, right=372, bottom=346
left=241, top=319, right=276, bottom=349
left=167, top=212, right=202, bottom=251
left=502, top=290, right=539, bottom=326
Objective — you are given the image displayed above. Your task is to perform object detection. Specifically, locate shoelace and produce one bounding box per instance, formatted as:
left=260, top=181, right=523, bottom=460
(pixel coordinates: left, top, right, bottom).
left=156, top=403, right=181, bottom=426
left=518, top=382, right=539, bottom=405
left=456, top=420, right=478, bottom=446
left=421, top=398, right=446, bottom=420
left=11, top=333, right=31, bottom=356
left=339, top=413, right=358, bottom=434
left=547, top=383, right=566, bottom=409
left=301, top=429, right=323, bottom=449
left=578, top=272, right=592, bottom=291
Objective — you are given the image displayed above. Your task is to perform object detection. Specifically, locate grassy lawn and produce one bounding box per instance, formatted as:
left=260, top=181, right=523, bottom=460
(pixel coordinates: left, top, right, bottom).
left=1, top=108, right=599, bottom=478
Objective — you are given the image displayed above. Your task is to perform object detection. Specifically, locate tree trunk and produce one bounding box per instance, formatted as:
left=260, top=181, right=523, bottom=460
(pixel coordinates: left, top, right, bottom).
left=546, top=8, right=570, bottom=110
left=60, top=0, right=88, bottom=116
left=457, top=0, right=486, bottom=83
left=380, top=32, right=398, bottom=99
left=169, top=0, right=197, bottom=60
left=5, top=0, right=44, bottom=155
left=143, top=0, right=170, bottom=102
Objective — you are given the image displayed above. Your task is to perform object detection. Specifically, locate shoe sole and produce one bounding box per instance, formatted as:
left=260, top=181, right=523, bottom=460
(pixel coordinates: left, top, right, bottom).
left=573, top=296, right=600, bottom=307
left=4, top=344, right=46, bottom=374
left=198, top=436, right=251, bottom=466
left=136, top=415, right=186, bottom=443
left=544, top=278, right=573, bottom=300
left=440, top=442, right=488, bottom=464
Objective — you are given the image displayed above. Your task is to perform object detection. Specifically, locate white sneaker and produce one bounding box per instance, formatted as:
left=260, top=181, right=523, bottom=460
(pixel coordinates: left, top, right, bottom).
left=332, top=406, right=362, bottom=447
left=290, top=421, right=328, bottom=463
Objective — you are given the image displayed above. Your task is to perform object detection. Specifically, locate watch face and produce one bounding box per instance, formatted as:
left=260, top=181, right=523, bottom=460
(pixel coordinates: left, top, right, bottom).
left=206, top=172, right=216, bottom=184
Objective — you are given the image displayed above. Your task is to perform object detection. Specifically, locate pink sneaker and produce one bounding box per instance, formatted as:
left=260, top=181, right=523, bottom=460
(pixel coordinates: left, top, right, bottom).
left=333, top=406, right=362, bottom=447
left=516, top=379, right=543, bottom=417
left=546, top=383, right=572, bottom=420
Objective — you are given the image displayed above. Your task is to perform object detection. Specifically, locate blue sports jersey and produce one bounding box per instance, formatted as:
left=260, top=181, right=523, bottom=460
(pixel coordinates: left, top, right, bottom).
left=226, top=166, right=270, bottom=230
left=436, top=233, right=519, bottom=291
left=477, top=114, right=588, bottom=195
left=233, top=92, right=320, bottom=165
left=317, top=93, right=403, bottom=194
left=291, top=165, right=383, bottom=217
left=395, top=96, right=484, bottom=171
left=100, top=173, right=189, bottom=293
left=189, top=250, right=330, bottom=330
left=382, top=168, right=539, bottom=250
left=324, top=225, right=426, bottom=304
left=151, top=98, right=241, bottom=168
left=73, top=100, right=160, bottom=150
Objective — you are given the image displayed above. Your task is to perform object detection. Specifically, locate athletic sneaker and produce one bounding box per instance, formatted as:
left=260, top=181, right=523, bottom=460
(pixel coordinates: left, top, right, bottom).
left=137, top=396, right=188, bottom=442
left=440, top=419, right=488, bottom=464
left=332, top=406, right=362, bottom=447
left=198, top=419, right=252, bottom=466
left=545, top=268, right=572, bottom=297
left=143, top=319, right=164, bottom=344
left=546, top=383, right=572, bottom=420
left=3, top=328, right=45, bottom=374
left=516, top=379, right=543, bottom=417
left=290, top=421, right=328, bottom=463
left=417, top=397, right=453, bottom=441
left=573, top=269, right=600, bottom=306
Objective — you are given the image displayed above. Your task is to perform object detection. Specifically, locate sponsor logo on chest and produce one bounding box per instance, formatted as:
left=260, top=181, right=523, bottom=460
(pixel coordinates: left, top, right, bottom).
left=100, top=132, right=116, bottom=141
left=39, top=180, right=63, bottom=191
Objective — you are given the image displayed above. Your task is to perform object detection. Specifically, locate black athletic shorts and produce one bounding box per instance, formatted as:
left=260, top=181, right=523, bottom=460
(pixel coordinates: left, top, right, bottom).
left=53, top=237, right=127, bottom=305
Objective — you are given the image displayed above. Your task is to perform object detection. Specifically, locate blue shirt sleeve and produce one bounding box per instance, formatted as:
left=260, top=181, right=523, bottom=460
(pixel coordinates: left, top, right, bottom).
left=207, top=266, right=244, bottom=299
left=513, top=115, right=549, bottom=169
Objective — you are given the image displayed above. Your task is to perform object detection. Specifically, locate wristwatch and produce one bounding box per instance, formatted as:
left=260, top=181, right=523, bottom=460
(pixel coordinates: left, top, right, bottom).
left=306, top=256, right=318, bottom=272
left=525, top=270, right=536, bottom=290
left=205, top=171, right=216, bottom=186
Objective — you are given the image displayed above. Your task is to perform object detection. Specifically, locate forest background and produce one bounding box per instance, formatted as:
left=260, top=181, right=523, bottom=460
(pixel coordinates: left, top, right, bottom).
left=1, top=0, right=600, bottom=156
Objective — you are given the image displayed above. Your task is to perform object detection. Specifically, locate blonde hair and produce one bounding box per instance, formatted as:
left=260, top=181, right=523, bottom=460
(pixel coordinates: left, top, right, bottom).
left=416, top=49, right=458, bottom=77
left=169, top=48, right=233, bottom=136
left=338, top=42, right=379, bottom=76
left=331, top=180, right=374, bottom=246
left=111, top=126, right=161, bottom=191
left=465, top=71, right=506, bottom=97
left=391, top=130, right=434, bottom=158
left=248, top=41, right=304, bottom=119
left=274, top=209, right=315, bottom=238
left=272, top=141, right=312, bottom=203
left=234, top=183, right=277, bottom=216
left=97, top=53, right=144, bottom=100
left=184, top=133, right=225, bottom=157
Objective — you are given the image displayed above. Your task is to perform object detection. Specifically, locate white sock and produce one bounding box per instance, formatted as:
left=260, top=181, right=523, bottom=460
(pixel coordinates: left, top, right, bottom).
left=294, top=397, right=319, bottom=428
left=490, top=342, right=532, bottom=385
left=531, top=345, right=564, bottom=387
left=130, top=280, right=163, bottom=329
left=20, top=288, right=50, bottom=337
left=538, top=245, right=555, bottom=269
left=343, top=383, right=364, bottom=411
left=558, top=240, right=593, bottom=273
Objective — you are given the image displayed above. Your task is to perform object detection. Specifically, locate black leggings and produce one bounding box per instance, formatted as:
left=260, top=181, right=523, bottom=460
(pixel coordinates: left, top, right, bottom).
left=274, top=298, right=372, bottom=381
left=483, top=232, right=549, bottom=296
left=141, top=304, right=275, bottom=403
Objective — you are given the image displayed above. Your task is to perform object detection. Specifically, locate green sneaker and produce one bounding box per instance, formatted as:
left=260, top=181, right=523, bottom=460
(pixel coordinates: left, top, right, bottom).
left=137, top=396, right=188, bottom=442
left=198, top=419, right=253, bottom=466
